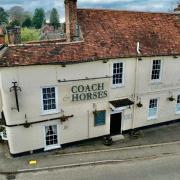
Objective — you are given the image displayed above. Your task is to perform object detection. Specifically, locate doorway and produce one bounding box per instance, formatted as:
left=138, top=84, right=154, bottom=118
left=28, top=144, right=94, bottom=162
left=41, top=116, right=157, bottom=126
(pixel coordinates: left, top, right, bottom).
left=110, top=113, right=122, bottom=135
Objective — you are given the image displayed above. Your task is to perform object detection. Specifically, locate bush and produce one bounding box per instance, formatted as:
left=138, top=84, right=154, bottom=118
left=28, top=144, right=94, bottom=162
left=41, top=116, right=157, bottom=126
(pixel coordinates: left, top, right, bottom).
left=21, top=28, right=39, bottom=42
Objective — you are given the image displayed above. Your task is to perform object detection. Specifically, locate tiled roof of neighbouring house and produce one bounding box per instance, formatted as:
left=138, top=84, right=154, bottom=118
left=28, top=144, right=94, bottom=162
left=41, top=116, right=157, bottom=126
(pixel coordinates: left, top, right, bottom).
left=0, top=9, right=180, bottom=67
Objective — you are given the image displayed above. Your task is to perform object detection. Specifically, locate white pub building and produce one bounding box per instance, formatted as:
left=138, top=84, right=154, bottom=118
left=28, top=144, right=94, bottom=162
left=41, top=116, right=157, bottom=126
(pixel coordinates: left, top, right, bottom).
left=0, top=1, right=180, bottom=156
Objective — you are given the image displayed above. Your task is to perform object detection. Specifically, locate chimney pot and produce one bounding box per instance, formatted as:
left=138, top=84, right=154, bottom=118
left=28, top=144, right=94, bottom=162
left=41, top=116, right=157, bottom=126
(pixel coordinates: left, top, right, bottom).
left=7, top=26, right=21, bottom=44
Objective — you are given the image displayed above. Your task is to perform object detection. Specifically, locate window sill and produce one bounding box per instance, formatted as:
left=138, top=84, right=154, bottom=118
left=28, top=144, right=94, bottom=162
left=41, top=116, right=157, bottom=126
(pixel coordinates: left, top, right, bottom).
left=111, top=84, right=125, bottom=89
left=41, top=110, right=60, bottom=116
left=44, top=145, right=61, bottom=151
left=94, top=124, right=106, bottom=127
left=150, top=81, right=162, bottom=85
left=175, top=112, right=180, bottom=115
left=148, top=116, right=157, bottom=121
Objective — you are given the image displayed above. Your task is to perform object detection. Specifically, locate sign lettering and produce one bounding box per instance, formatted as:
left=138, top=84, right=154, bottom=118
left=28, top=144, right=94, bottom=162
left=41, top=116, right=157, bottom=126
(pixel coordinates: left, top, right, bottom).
left=71, top=83, right=108, bottom=102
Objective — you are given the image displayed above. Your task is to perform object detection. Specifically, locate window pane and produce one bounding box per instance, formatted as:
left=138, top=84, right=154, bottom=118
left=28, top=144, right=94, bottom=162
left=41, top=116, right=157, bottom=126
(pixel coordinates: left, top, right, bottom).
left=149, top=108, right=157, bottom=117
left=43, top=94, right=47, bottom=99
left=44, top=105, right=47, bottom=110
left=43, top=89, right=46, bottom=94
left=47, top=88, right=50, bottom=93
left=177, top=95, right=180, bottom=103
left=176, top=104, right=180, bottom=112
left=176, top=95, right=180, bottom=112
left=52, top=104, right=56, bottom=109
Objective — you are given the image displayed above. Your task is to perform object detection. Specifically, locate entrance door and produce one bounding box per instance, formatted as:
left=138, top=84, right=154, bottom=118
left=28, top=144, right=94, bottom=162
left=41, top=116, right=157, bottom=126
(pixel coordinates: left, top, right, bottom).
left=110, top=113, right=122, bottom=135
left=45, top=125, right=60, bottom=150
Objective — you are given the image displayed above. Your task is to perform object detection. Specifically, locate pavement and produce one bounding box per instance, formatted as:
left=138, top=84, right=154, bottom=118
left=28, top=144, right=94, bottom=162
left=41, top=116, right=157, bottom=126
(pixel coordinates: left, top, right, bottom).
left=1, top=122, right=180, bottom=175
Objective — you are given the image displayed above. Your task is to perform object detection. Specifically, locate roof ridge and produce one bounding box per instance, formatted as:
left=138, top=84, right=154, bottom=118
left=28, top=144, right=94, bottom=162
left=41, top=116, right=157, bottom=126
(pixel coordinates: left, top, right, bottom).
left=77, top=8, right=174, bottom=15
left=7, top=39, right=84, bottom=48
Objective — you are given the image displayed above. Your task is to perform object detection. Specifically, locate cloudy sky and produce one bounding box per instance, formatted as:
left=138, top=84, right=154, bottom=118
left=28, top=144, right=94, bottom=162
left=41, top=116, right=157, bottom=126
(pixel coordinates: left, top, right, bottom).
left=0, top=0, right=179, bottom=21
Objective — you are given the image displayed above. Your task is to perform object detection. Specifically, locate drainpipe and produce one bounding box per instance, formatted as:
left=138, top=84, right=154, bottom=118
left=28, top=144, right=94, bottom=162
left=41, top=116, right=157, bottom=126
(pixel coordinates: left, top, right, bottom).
left=0, top=89, right=3, bottom=114
left=87, top=110, right=90, bottom=138
left=131, top=42, right=141, bottom=129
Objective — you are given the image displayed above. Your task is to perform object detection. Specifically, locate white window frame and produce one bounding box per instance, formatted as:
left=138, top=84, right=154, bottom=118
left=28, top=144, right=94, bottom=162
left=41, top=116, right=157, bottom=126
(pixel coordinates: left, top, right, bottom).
left=151, top=60, right=162, bottom=83
left=44, top=124, right=60, bottom=151
left=176, top=95, right=180, bottom=114
left=148, top=98, right=158, bottom=120
left=41, top=86, right=59, bottom=115
left=112, top=61, right=125, bottom=88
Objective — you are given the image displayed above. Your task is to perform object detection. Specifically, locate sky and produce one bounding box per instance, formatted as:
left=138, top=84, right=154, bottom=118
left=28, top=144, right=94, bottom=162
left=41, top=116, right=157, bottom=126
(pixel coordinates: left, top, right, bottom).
left=0, top=0, right=179, bottom=21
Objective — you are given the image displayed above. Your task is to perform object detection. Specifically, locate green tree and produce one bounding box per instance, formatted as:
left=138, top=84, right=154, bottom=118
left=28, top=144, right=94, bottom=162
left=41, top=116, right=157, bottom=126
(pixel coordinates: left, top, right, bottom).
left=50, top=8, right=60, bottom=29
left=22, top=17, right=32, bottom=28
left=0, top=7, right=8, bottom=24
left=32, top=8, right=45, bottom=29
left=8, top=19, right=20, bottom=28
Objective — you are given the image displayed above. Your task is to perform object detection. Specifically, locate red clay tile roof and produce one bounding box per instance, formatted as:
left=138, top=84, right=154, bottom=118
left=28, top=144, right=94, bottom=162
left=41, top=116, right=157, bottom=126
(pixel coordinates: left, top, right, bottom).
left=0, top=9, right=180, bottom=67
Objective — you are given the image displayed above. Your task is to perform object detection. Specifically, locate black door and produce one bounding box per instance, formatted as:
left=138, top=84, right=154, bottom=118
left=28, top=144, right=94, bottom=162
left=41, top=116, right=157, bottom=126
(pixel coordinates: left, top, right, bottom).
left=110, top=113, right=122, bottom=135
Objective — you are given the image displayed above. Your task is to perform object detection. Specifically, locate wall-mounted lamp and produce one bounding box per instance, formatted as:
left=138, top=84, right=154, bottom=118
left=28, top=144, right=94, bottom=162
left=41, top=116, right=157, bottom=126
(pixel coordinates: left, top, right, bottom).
left=103, top=59, right=108, bottom=63
left=10, top=82, right=21, bottom=112
left=60, top=114, right=74, bottom=123
left=173, top=55, right=178, bottom=59
left=168, top=91, right=175, bottom=101
left=136, top=97, right=143, bottom=108
left=137, top=101, right=143, bottom=108
left=167, top=95, right=175, bottom=102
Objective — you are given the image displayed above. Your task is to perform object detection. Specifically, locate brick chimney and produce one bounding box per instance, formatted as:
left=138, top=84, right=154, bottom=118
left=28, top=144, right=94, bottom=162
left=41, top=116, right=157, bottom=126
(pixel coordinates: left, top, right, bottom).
left=7, top=26, right=21, bottom=44
left=0, top=25, right=5, bottom=44
left=64, top=0, right=79, bottom=41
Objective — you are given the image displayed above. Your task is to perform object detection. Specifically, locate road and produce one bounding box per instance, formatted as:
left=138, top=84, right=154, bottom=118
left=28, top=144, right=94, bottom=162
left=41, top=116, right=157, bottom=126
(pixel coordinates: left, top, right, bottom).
left=1, top=154, right=180, bottom=180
